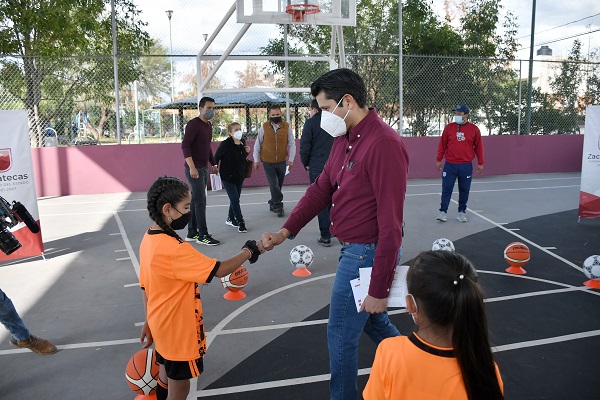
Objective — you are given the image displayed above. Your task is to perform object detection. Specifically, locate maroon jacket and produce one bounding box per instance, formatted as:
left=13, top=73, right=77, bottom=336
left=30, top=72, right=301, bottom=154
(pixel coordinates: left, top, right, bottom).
left=182, top=117, right=215, bottom=169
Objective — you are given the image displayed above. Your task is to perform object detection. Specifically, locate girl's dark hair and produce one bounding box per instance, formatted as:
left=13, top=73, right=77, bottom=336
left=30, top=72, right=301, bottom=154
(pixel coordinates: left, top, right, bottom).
left=228, top=122, right=241, bottom=133
left=310, top=68, right=367, bottom=108
left=146, top=176, right=189, bottom=243
left=407, top=251, right=503, bottom=400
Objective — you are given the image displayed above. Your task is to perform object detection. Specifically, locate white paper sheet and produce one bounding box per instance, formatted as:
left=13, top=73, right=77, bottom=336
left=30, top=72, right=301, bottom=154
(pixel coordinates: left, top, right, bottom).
left=352, top=266, right=409, bottom=312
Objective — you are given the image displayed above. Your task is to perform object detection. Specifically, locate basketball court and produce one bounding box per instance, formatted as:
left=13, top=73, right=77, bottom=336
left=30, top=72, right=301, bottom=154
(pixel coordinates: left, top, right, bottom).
left=1, top=172, right=599, bottom=399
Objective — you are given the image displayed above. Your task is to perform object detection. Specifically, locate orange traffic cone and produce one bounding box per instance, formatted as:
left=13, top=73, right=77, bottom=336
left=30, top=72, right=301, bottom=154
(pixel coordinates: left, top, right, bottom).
left=223, top=289, right=247, bottom=300
left=583, top=279, right=600, bottom=289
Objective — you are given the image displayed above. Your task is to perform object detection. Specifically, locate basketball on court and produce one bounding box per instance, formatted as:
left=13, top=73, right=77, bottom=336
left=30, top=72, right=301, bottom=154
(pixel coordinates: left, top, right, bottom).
left=125, top=348, right=159, bottom=395
left=504, top=242, right=531, bottom=265
left=221, top=266, right=249, bottom=292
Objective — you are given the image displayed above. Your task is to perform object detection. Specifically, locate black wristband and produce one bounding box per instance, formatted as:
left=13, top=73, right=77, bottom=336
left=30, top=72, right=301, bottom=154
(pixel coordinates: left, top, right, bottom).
left=242, top=240, right=260, bottom=264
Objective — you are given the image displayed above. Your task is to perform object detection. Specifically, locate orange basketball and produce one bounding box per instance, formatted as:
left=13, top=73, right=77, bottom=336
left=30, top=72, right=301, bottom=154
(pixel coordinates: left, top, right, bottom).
left=221, top=266, right=249, bottom=292
left=125, top=348, right=160, bottom=395
left=504, top=242, right=530, bottom=265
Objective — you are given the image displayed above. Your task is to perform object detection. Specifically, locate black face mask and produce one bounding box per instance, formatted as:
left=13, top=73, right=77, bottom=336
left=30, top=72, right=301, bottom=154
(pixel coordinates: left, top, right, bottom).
left=270, top=116, right=282, bottom=124
left=171, top=209, right=191, bottom=230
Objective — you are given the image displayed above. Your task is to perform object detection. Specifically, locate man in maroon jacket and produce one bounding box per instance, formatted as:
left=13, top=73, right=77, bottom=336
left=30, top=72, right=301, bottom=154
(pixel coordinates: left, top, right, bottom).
left=261, top=69, right=409, bottom=400
left=436, top=104, right=484, bottom=223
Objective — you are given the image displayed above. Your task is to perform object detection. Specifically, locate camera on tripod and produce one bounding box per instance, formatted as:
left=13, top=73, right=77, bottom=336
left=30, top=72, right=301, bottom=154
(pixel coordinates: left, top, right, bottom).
left=0, top=195, right=40, bottom=255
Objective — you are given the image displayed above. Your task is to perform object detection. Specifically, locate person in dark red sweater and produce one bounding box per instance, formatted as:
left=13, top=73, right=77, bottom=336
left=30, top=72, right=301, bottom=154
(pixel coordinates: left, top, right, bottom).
left=436, top=104, right=484, bottom=223
left=181, top=96, right=220, bottom=246
left=261, top=68, right=409, bottom=400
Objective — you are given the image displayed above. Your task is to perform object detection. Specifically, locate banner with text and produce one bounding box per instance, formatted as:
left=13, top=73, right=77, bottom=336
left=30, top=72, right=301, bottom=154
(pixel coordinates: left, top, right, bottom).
left=579, top=105, right=600, bottom=219
left=0, top=110, right=44, bottom=261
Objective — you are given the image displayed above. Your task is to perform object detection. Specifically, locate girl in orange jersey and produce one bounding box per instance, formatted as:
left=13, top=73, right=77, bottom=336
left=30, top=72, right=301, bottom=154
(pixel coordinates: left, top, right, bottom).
left=138, top=176, right=263, bottom=400
left=364, top=250, right=504, bottom=400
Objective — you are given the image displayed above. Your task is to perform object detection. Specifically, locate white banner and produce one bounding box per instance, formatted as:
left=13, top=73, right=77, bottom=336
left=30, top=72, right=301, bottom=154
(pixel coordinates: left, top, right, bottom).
left=0, top=110, right=44, bottom=261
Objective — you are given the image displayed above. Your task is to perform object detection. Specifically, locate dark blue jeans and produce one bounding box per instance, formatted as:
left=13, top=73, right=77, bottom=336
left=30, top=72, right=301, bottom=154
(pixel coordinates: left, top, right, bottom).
left=328, top=243, right=402, bottom=400
left=222, top=180, right=244, bottom=223
left=263, top=161, right=286, bottom=211
left=309, top=168, right=331, bottom=239
left=440, top=162, right=473, bottom=213
left=0, top=287, right=30, bottom=341
left=185, top=165, right=209, bottom=237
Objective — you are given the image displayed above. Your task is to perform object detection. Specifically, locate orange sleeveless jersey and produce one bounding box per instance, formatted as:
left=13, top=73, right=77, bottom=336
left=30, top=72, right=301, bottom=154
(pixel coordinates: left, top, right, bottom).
left=139, top=230, right=218, bottom=361
left=363, top=334, right=503, bottom=400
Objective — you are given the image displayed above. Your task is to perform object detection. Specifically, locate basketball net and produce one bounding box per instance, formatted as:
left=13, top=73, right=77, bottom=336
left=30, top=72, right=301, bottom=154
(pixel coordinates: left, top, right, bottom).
left=286, top=3, right=320, bottom=23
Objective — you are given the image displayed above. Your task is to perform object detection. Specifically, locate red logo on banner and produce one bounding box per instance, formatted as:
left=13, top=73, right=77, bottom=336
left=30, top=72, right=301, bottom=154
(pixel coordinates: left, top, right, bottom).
left=0, top=148, right=12, bottom=172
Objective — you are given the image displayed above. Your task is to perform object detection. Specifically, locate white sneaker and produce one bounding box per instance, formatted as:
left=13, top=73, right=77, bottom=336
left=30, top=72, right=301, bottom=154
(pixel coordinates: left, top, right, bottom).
left=457, top=212, right=467, bottom=223
left=436, top=211, right=448, bottom=222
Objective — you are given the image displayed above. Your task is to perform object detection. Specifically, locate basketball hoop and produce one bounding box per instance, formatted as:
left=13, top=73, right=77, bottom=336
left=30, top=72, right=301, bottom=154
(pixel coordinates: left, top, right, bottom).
left=285, top=3, right=321, bottom=23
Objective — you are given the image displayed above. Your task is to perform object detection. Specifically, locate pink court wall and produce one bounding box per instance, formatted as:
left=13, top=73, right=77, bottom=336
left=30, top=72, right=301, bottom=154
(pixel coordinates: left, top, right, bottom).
left=30, top=135, right=584, bottom=197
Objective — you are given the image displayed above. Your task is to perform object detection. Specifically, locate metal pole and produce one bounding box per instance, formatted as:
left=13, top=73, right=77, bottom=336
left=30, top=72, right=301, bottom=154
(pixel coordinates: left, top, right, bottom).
left=524, top=0, right=536, bottom=135
left=166, top=10, right=176, bottom=136
left=398, top=0, right=403, bottom=134
left=111, top=0, right=121, bottom=144
left=134, top=80, right=140, bottom=143
left=284, top=24, right=290, bottom=125
left=517, top=60, right=522, bottom=135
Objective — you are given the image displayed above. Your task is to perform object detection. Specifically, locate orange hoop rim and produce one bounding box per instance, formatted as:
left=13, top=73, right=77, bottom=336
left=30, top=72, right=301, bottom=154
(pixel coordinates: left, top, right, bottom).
left=285, top=3, right=321, bottom=22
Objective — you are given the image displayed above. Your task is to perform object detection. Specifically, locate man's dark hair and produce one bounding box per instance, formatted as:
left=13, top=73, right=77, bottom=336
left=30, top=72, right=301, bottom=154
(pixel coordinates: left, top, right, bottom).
left=199, top=96, right=215, bottom=108
left=310, top=68, right=367, bottom=108
left=310, top=99, right=321, bottom=111
left=267, top=104, right=282, bottom=114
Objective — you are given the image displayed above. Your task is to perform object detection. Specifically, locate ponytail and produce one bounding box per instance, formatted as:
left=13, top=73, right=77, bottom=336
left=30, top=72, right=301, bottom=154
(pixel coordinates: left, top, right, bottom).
left=146, top=176, right=189, bottom=243
left=407, top=251, right=503, bottom=400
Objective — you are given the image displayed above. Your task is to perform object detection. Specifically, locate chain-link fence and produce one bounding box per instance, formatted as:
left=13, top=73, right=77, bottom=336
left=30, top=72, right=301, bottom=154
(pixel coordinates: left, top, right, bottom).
left=1, top=52, right=598, bottom=146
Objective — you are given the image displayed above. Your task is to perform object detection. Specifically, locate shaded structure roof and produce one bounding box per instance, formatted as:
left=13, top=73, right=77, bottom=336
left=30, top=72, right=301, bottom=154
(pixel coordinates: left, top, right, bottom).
left=152, top=91, right=303, bottom=110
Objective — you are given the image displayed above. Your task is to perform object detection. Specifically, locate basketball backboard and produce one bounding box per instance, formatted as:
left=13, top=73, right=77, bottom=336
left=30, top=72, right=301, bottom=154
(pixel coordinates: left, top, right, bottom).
left=236, top=0, right=356, bottom=26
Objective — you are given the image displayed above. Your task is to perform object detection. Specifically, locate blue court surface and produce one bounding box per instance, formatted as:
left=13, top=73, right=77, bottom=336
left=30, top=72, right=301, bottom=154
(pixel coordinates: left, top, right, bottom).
left=1, top=172, right=599, bottom=399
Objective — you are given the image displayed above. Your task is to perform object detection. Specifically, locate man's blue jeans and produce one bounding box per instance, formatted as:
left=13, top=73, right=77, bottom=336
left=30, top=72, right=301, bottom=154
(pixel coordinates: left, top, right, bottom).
left=0, top=287, right=30, bottom=341
left=222, top=180, right=244, bottom=223
left=185, top=165, right=209, bottom=237
left=440, top=161, right=473, bottom=213
left=328, top=243, right=402, bottom=400
left=309, top=168, right=331, bottom=240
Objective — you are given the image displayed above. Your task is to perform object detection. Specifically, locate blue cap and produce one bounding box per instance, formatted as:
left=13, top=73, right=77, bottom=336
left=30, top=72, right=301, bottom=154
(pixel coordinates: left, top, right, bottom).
left=453, top=104, right=470, bottom=114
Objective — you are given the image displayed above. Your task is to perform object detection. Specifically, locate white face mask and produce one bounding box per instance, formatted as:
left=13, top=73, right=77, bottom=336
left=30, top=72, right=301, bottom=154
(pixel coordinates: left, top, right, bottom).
left=321, top=97, right=350, bottom=138
left=232, top=130, right=243, bottom=140
left=453, top=115, right=464, bottom=124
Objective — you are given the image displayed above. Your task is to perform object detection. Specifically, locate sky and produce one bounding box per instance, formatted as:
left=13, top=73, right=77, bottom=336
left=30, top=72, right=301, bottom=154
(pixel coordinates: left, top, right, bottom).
left=132, top=0, right=600, bottom=88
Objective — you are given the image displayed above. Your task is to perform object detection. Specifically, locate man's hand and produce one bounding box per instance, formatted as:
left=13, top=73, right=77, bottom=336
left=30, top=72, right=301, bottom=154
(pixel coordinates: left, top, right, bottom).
left=140, top=321, right=153, bottom=348
left=359, top=295, right=388, bottom=314
left=244, top=145, right=251, bottom=154
left=436, top=161, right=443, bottom=171
left=190, top=166, right=199, bottom=179
left=287, top=161, right=293, bottom=171
left=256, top=239, right=266, bottom=254
left=477, top=164, right=484, bottom=173
left=254, top=162, right=260, bottom=170
left=212, top=165, right=219, bottom=174
left=261, top=229, right=289, bottom=251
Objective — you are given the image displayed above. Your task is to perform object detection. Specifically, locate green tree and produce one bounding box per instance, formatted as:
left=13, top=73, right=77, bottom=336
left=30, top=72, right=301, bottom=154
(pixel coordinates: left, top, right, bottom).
left=0, top=0, right=151, bottom=144
left=549, top=40, right=584, bottom=133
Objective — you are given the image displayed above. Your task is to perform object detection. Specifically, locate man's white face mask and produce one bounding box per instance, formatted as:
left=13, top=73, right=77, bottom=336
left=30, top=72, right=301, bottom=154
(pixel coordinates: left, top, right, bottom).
left=320, top=97, right=350, bottom=138
left=232, top=130, right=243, bottom=140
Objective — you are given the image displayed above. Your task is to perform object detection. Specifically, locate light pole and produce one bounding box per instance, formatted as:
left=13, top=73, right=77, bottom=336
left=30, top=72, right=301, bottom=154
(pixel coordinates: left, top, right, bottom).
left=166, top=10, right=176, bottom=135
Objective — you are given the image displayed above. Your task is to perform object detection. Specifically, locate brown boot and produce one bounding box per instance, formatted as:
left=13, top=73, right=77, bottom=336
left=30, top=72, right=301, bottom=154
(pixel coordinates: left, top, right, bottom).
left=9, top=334, right=58, bottom=354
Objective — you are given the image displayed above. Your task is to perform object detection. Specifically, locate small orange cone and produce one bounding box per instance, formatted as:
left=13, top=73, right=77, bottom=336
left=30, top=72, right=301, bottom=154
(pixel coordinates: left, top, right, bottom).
left=505, top=265, right=527, bottom=275
left=135, top=394, right=156, bottom=400
left=292, top=267, right=312, bottom=277
left=223, top=290, right=247, bottom=300
left=583, top=279, right=600, bottom=289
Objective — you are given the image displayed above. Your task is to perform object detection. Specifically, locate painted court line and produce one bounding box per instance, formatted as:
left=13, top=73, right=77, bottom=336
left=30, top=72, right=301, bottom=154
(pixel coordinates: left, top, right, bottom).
left=113, top=211, right=140, bottom=278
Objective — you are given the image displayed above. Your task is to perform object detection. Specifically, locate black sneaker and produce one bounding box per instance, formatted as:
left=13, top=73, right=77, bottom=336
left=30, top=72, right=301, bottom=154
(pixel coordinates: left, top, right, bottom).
left=225, top=218, right=239, bottom=227
left=238, top=222, right=247, bottom=233
left=276, top=209, right=285, bottom=218
left=197, top=234, right=220, bottom=246
left=317, top=237, right=332, bottom=247
left=185, top=234, right=199, bottom=242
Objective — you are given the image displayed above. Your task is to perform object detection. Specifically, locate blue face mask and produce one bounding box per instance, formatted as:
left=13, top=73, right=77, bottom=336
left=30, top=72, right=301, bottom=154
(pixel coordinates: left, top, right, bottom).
left=453, top=115, right=464, bottom=124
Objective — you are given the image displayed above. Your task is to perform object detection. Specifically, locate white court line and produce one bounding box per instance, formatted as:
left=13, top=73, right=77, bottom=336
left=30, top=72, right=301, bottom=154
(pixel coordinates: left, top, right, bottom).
left=115, top=249, right=127, bottom=253
left=116, top=257, right=130, bottom=261
left=123, top=283, right=139, bottom=288
left=0, top=338, right=141, bottom=356
left=194, top=329, right=600, bottom=397
left=112, top=211, right=140, bottom=278
left=462, top=205, right=583, bottom=272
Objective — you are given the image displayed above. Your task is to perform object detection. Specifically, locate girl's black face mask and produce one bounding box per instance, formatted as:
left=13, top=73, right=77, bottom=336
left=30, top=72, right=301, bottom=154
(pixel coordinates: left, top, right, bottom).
left=171, top=209, right=191, bottom=230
